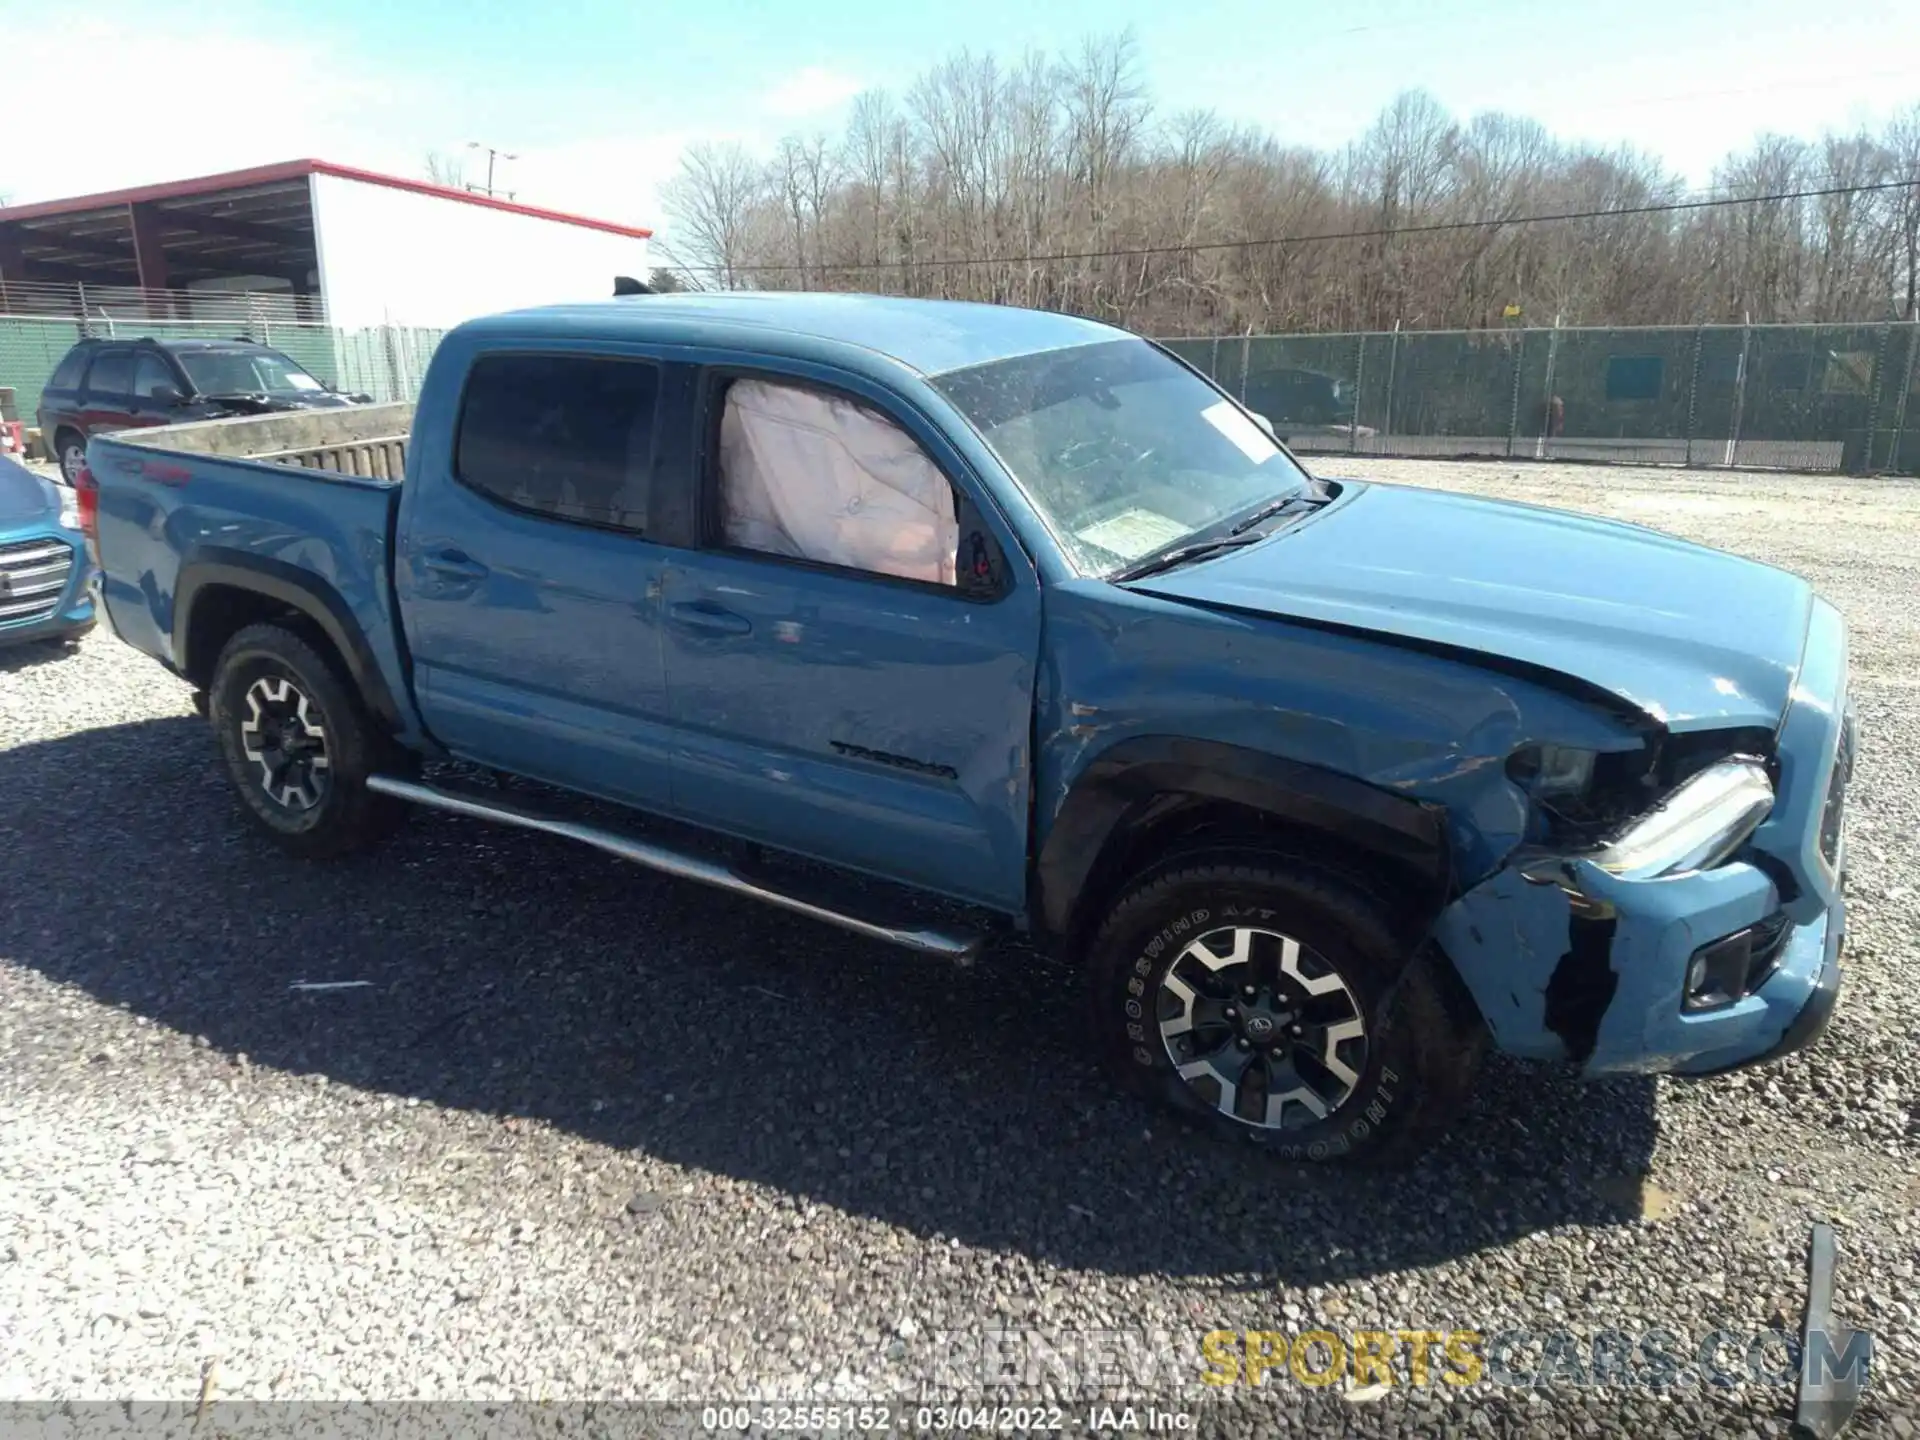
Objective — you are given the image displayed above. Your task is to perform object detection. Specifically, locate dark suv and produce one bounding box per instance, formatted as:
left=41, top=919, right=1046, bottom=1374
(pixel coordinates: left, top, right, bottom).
left=37, top=337, right=369, bottom=484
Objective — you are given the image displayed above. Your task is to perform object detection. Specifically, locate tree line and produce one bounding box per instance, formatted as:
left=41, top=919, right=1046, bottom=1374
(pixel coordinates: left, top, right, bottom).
left=659, top=32, right=1920, bottom=335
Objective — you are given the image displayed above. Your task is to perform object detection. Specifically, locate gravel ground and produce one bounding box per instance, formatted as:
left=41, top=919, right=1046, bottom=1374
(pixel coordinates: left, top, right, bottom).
left=2, top=457, right=1916, bottom=1436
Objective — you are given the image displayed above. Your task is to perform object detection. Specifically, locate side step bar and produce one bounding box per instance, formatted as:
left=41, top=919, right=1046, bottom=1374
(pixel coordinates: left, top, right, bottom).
left=365, top=774, right=984, bottom=962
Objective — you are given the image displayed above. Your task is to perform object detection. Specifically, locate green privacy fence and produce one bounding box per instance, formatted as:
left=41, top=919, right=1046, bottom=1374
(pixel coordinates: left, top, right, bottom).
left=1163, top=321, right=1920, bottom=475
left=0, top=316, right=449, bottom=431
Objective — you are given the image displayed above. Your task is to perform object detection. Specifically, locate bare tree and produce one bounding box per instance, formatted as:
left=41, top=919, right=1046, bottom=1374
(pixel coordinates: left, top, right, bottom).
left=1886, top=105, right=1920, bottom=320
left=661, top=141, right=767, bottom=290
left=657, top=30, right=1919, bottom=331
left=424, top=151, right=466, bottom=189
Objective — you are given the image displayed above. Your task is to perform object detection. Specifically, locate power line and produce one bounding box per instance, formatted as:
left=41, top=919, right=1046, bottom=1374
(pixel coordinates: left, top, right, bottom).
left=679, top=175, right=1919, bottom=277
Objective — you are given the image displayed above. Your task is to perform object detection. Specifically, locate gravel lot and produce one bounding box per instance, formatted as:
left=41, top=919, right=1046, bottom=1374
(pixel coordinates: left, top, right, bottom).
left=2, top=458, right=1915, bottom=1436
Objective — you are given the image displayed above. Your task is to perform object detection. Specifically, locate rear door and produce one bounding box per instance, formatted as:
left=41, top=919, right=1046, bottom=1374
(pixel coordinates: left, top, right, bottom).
left=35, top=347, right=91, bottom=435
left=658, top=363, right=1041, bottom=912
left=396, top=348, right=681, bottom=810
left=78, top=348, right=137, bottom=437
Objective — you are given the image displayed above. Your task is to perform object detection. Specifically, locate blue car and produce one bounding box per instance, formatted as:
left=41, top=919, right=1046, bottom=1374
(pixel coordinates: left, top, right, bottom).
left=0, top=454, right=96, bottom=649
left=82, top=292, right=1853, bottom=1163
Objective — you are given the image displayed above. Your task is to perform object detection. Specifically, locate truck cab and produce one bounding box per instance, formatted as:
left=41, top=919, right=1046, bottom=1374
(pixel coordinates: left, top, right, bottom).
left=84, top=292, right=1853, bottom=1163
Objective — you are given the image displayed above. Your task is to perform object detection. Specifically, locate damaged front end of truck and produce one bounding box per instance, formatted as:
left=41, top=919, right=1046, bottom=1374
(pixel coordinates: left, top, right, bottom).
left=1432, top=599, right=1855, bottom=1078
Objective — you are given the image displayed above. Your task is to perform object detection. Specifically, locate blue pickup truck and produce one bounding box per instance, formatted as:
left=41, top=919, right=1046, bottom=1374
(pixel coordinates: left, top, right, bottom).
left=83, top=291, right=1854, bottom=1162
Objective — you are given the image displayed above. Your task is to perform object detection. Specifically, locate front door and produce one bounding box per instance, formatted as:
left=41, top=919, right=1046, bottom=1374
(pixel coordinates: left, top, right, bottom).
left=396, top=348, right=679, bottom=810
left=128, top=353, right=186, bottom=429
left=659, top=365, right=1041, bottom=912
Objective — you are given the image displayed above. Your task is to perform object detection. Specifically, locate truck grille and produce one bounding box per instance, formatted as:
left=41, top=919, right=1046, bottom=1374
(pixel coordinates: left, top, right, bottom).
left=0, top=536, right=75, bottom=626
left=1819, top=701, right=1856, bottom=867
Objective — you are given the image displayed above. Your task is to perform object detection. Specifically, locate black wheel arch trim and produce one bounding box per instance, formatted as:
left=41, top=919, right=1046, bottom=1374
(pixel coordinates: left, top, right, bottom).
left=173, top=549, right=403, bottom=733
left=1034, top=735, right=1452, bottom=944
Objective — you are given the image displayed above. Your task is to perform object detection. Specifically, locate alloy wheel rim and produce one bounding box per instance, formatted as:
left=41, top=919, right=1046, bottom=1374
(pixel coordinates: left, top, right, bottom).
left=240, top=675, right=332, bottom=811
left=1156, top=925, right=1368, bottom=1130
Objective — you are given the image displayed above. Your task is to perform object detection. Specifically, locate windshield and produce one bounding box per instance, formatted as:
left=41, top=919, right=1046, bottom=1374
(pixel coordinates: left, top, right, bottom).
left=176, top=349, right=327, bottom=396
left=933, top=338, right=1313, bottom=576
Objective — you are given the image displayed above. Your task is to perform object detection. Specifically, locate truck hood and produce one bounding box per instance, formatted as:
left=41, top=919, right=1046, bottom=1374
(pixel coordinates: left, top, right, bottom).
left=0, top=454, right=55, bottom=526
left=1127, top=481, right=1812, bottom=730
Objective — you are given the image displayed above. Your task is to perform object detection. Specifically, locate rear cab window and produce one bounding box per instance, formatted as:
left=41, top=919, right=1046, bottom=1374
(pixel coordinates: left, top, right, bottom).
left=454, top=352, right=661, bottom=534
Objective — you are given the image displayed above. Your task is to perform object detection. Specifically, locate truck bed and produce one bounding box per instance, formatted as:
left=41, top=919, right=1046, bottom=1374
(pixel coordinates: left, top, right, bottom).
left=87, top=405, right=419, bottom=740
left=102, top=403, right=414, bottom=481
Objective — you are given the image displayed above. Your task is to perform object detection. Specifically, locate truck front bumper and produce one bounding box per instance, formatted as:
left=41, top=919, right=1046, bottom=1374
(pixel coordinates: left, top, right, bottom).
left=1433, top=596, right=1853, bottom=1079
left=1432, top=852, right=1844, bottom=1077
left=1673, top=899, right=1842, bottom=1077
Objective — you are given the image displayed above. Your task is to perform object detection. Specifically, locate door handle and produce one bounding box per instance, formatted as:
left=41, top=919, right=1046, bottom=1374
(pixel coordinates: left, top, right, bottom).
left=422, top=548, right=489, bottom=582
left=668, top=601, right=752, bottom=636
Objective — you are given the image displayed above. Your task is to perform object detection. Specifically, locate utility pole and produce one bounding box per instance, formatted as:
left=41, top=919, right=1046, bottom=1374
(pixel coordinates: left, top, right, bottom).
left=465, top=142, right=519, bottom=200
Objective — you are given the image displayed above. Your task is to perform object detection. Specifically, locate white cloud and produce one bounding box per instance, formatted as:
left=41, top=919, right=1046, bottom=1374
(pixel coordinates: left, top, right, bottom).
left=0, top=16, right=683, bottom=240
left=508, top=133, right=707, bottom=238
left=1, top=19, right=451, bottom=205
left=0, top=13, right=858, bottom=260
left=761, top=66, right=863, bottom=119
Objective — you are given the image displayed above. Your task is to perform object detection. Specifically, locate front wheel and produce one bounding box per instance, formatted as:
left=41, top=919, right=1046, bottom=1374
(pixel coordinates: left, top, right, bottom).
left=209, top=622, right=402, bottom=859
left=1087, top=856, right=1484, bottom=1164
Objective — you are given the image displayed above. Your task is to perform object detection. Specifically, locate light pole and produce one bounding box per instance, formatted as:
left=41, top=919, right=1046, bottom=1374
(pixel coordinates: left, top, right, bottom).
left=465, top=142, right=519, bottom=199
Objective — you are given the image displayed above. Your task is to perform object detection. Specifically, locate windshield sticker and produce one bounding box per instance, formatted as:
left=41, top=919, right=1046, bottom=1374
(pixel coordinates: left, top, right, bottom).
left=1201, top=400, right=1277, bottom=463
left=284, top=372, right=324, bottom=391
left=1076, top=508, right=1191, bottom=559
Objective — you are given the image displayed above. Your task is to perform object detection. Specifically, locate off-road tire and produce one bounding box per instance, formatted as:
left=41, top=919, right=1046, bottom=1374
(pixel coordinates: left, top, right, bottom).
left=209, top=622, right=402, bottom=859
left=1088, top=854, right=1484, bottom=1164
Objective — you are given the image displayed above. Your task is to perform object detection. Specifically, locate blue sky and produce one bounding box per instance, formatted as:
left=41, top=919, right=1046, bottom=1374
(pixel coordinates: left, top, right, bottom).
left=7, top=0, right=1916, bottom=239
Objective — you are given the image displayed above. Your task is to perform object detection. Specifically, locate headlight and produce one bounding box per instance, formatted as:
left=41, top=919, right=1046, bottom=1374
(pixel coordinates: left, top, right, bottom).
left=1508, top=743, right=1597, bottom=798
left=1591, top=758, right=1774, bottom=880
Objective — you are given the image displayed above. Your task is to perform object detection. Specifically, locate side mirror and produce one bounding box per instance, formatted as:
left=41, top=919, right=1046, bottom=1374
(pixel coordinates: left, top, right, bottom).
left=1250, top=411, right=1276, bottom=438
left=151, top=384, right=183, bottom=406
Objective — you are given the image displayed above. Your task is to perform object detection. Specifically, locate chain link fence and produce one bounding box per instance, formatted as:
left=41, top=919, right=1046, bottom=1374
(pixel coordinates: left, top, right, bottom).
left=1163, top=321, right=1920, bottom=476
left=0, top=317, right=448, bottom=433
left=7, top=311, right=1919, bottom=477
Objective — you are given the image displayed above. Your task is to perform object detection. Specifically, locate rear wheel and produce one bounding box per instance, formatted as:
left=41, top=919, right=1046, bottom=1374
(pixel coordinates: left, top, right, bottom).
left=209, top=623, right=402, bottom=858
left=55, top=429, right=87, bottom=485
left=1087, top=854, right=1483, bottom=1164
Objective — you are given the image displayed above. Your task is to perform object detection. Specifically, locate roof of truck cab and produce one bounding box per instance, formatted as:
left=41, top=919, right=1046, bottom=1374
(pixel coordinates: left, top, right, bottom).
left=472, top=292, right=1130, bottom=376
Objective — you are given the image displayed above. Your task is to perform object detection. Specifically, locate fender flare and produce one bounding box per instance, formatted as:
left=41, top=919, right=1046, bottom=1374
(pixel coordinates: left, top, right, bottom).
left=173, top=548, right=403, bottom=732
left=1033, top=735, right=1451, bottom=941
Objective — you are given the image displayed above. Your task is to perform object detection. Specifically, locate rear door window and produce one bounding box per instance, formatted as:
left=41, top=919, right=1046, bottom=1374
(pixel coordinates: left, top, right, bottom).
left=48, top=349, right=90, bottom=393
left=454, top=353, right=661, bottom=534
left=84, top=350, right=135, bottom=398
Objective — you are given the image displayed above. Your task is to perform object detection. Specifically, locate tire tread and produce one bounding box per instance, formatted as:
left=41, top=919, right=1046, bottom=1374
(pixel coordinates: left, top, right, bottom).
left=209, top=622, right=401, bottom=860
left=1088, top=851, right=1485, bottom=1165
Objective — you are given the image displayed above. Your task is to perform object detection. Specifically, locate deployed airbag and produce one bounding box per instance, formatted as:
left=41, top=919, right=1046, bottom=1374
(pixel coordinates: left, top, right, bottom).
left=720, top=379, right=958, bottom=586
